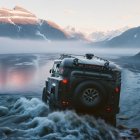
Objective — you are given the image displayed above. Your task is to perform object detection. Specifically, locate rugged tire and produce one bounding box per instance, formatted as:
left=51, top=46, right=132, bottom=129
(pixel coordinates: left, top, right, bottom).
left=42, top=87, right=48, bottom=103
left=73, top=81, right=106, bottom=111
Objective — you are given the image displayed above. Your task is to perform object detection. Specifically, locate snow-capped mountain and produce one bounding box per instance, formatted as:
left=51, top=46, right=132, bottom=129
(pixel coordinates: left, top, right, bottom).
left=64, top=26, right=91, bottom=42
left=90, top=26, right=140, bottom=47
left=89, top=27, right=129, bottom=42
left=64, top=26, right=129, bottom=43
left=0, top=6, right=68, bottom=40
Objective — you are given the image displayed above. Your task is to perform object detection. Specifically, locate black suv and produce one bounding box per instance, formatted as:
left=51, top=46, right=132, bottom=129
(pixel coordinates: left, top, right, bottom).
left=42, top=54, right=121, bottom=126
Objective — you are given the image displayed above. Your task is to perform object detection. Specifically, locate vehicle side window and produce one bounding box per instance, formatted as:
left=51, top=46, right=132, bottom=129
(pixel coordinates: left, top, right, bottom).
left=52, top=63, right=60, bottom=77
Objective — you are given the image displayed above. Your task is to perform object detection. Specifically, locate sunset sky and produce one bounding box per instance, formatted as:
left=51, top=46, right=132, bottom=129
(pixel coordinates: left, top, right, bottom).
left=0, top=0, right=140, bottom=33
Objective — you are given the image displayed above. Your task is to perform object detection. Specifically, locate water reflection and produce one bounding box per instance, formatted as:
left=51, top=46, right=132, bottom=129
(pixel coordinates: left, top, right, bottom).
left=7, top=67, right=36, bottom=87
left=0, top=54, right=37, bottom=91
left=0, top=54, right=58, bottom=93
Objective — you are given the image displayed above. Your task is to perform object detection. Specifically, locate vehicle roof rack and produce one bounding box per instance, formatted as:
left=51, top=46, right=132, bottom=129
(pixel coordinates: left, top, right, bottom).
left=59, top=53, right=110, bottom=68
left=59, top=54, right=83, bottom=59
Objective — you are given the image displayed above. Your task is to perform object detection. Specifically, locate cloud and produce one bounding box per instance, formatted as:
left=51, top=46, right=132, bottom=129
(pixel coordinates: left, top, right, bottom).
left=64, top=9, right=76, bottom=15
left=119, top=13, right=140, bottom=21
left=120, top=15, right=132, bottom=20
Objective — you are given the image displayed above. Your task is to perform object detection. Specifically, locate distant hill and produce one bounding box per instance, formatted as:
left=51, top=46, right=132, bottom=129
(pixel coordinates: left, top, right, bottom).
left=0, top=6, right=68, bottom=40
left=130, top=52, right=140, bottom=60
left=91, top=26, right=140, bottom=47
left=106, top=26, right=140, bottom=47
left=89, top=27, right=129, bottom=42
left=112, top=52, right=140, bottom=72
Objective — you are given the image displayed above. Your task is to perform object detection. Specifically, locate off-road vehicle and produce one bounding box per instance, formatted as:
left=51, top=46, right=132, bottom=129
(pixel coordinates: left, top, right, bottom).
left=42, top=54, right=121, bottom=126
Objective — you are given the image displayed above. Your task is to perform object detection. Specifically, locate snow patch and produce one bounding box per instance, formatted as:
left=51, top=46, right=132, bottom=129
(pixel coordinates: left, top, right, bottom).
left=7, top=17, right=16, bottom=25
left=36, top=31, right=50, bottom=42
left=17, top=26, right=21, bottom=32
left=0, top=6, right=38, bottom=24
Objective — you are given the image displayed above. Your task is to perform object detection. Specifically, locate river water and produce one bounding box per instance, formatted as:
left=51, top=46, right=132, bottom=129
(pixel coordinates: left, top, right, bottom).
left=0, top=53, right=139, bottom=140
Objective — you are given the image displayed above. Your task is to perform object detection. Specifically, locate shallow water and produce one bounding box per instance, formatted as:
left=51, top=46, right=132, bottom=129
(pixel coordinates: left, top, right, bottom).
left=0, top=53, right=139, bottom=139
left=119, top=69, right=140, bottom=128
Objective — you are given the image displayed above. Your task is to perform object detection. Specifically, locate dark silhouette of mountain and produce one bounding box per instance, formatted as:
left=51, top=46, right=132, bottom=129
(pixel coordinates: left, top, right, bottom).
left=112, top=52, right=140, bottom=72
left=0, top=6, right=68, bottom=40
left=130, top=52, right=140, bottom=60
left=90, top=26, right=140, bottom=47
left=106, top=26, right=140, bottom=47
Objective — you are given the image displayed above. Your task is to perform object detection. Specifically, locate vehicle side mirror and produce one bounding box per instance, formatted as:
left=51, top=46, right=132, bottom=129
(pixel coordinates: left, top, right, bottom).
left=49, top=69, right=52, bottom=73
left=50, top=69, right=55, bottom=74
left=56, top=63, right=60, bottom=68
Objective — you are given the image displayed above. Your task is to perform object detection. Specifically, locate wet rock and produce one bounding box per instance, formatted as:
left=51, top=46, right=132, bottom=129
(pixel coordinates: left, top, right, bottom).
left=131, top=128, right=139, bottom=134
left=118, top=127, right=140, bottom=139
left=117, top=124, right=128, bottom=130
left=130, top=128, right=140, bottom=139
left=0, top=106, right=9, bottom=116
left=135, top=133, right=140, bottom=139
left=118, top=115, right=129, bottom=120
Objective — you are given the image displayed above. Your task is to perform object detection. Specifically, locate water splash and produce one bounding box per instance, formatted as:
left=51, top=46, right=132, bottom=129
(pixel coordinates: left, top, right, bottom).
left=0, top=97, right=120, bottom=140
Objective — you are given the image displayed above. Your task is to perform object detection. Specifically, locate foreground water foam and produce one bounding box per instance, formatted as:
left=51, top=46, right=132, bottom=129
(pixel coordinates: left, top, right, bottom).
left=0, top=97, right=121, bottom=140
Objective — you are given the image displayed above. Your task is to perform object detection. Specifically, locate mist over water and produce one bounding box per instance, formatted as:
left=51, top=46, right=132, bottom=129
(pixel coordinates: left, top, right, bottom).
left=0, top=38, right=139, bottom=93
left=0, top=38, right=139, bottom=57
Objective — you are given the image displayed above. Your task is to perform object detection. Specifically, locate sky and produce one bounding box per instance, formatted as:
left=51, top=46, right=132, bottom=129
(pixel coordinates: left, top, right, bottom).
left=0, top=0, right=140, bottom=33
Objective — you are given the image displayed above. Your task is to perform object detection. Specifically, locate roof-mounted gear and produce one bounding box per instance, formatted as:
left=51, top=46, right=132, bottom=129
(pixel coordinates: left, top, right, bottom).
left=85, top=54, right=94, bottom=60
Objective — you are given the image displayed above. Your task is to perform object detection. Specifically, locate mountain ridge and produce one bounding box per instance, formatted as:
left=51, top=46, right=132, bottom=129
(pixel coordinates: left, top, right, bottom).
left=106, top=26, right=140, bottom=47
left=0, top=6, right=68, bottom=40
left=91, top=26, right=140, bottom=47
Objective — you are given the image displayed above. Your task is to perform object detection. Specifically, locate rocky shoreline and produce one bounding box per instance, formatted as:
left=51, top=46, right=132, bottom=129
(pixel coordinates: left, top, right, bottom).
left=117, top=125, right=140, bottom=140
